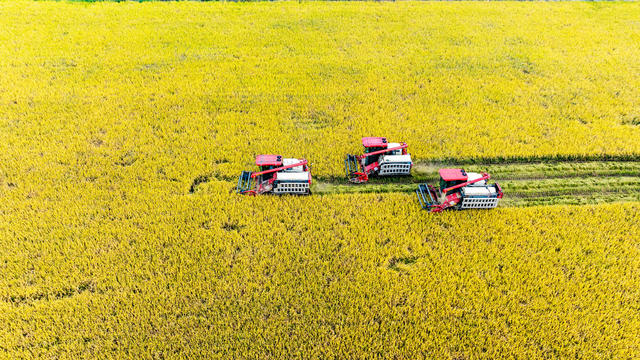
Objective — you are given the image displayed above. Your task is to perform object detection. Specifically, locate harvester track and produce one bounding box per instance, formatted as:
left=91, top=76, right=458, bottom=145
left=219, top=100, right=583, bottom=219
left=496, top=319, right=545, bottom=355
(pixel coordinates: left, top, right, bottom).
left=313, top=161, right=640, bottom=207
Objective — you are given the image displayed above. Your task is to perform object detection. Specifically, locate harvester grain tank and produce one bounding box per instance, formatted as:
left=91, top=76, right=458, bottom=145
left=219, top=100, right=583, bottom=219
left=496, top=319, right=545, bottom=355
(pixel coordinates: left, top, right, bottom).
left=345, top=137, right=413, bottom=183
left=237, top=155, right=311, bottom=195
left=416, top=168, right=503, bottom=212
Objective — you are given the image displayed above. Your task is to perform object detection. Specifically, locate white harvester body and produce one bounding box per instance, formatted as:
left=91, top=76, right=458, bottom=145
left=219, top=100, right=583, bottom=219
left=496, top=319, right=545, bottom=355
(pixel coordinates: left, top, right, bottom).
left=237, top=155, right=312, bottom=195
left=416, top=168, right=504, bottom=212
left=378, top=154, right=413, bottom=176
left=345, top=137, right=413, bottom=183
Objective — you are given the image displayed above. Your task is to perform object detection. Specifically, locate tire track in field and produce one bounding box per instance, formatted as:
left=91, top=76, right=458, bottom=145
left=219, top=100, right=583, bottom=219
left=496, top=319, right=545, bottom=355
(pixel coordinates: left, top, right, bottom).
left=312, top=160, right=640, bottom=207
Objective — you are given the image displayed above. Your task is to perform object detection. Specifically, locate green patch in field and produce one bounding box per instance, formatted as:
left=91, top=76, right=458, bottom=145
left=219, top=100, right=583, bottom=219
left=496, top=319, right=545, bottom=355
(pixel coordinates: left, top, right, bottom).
left=622, top=112, right=640, bottom=126
left=116, top=150, right=137, bottom=167
left=388, top=255, right=419, bottom=272
left=507, top=54, right=536, bottom=75
left=290, top=109, right=335, bottom=130
left=4, top=280, right=96, bottom=306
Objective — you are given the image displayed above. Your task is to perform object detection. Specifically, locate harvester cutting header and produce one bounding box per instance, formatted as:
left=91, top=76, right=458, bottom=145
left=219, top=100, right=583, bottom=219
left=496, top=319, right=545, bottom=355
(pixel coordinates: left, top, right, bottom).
left=345, top=137, right=413, bottom=183
left=237, top=155, right=311, bottom=195
left=416, top=169, right=503, bottom=212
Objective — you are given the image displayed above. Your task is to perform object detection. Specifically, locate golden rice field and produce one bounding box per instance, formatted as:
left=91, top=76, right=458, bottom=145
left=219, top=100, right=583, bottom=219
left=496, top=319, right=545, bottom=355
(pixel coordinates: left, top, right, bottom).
left=1, top=1, right=640, bottom=358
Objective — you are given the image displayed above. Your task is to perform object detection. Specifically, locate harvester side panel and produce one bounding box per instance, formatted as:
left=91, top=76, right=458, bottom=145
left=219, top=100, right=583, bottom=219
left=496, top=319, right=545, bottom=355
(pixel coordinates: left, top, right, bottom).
left=460, top=197, right=499, bottom=209
left=273, top=182, right=310, bottom=194
left=379, top=163, right=411, bottom=176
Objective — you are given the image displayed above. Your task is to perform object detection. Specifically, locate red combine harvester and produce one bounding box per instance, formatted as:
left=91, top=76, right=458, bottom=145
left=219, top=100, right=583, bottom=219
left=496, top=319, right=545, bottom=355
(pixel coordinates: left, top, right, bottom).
left=237, top=155, right=311, bottom=195
left=345, top=137, right=413, bottom=183
left=416, top=168, right=503, bottom=212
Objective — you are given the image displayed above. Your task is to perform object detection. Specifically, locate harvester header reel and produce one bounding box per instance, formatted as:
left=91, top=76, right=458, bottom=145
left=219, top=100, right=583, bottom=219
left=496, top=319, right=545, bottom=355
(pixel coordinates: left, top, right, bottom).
left=237, top=155, right=311, bottom=195
left=345, top=137, right=413, bottom=183
left=416, top=168, right=503, bottom=212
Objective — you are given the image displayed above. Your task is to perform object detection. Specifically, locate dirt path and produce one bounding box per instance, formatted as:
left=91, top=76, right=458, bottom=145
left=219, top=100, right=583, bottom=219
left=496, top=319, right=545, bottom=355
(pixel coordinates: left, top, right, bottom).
left=313, top=161, right=640, bottom=207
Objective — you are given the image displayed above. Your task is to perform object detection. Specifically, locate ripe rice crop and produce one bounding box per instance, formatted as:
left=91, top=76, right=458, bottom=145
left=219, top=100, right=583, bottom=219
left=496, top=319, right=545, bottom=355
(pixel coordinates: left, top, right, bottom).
left=1, top=187, right=640, bottom=358
left=1, top=1, right=640, bottom=358
left=2, top=1, right=640, bottom=180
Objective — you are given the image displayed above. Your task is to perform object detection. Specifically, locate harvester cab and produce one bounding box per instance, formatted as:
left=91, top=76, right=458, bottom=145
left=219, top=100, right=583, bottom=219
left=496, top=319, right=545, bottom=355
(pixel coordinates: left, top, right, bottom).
left=416, top=168, right=503, bottom=212
left=345, top=137, right=413, bottom=183
left=237, top=155, right=311, bottom=195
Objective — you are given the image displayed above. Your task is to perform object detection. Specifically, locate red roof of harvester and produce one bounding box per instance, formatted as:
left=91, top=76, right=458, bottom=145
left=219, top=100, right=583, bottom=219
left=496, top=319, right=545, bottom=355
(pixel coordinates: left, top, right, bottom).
left=362, top=137, right=387, bottom=148
left=255, top=155, right=283, bottom=166
left=439, top=168, right=468, bottom=181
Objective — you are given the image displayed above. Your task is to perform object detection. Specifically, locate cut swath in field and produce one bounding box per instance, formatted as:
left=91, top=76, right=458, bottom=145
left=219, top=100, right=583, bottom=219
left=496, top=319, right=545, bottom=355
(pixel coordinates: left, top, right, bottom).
left=312, top=161, right=640, bottom=207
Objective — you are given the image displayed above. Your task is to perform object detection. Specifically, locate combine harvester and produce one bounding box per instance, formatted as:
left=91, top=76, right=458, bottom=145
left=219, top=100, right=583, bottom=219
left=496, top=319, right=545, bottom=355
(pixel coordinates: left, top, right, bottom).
left=237, top=155, right=311, bottom=195
left=416, top=169, right=503, bottom=212
left=345, top=137, right=413, bottom=183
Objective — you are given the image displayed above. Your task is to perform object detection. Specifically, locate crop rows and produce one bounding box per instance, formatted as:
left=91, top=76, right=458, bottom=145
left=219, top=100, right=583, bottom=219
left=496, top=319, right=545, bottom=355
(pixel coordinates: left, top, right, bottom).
left=309, top=160, right=640, bottom=207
